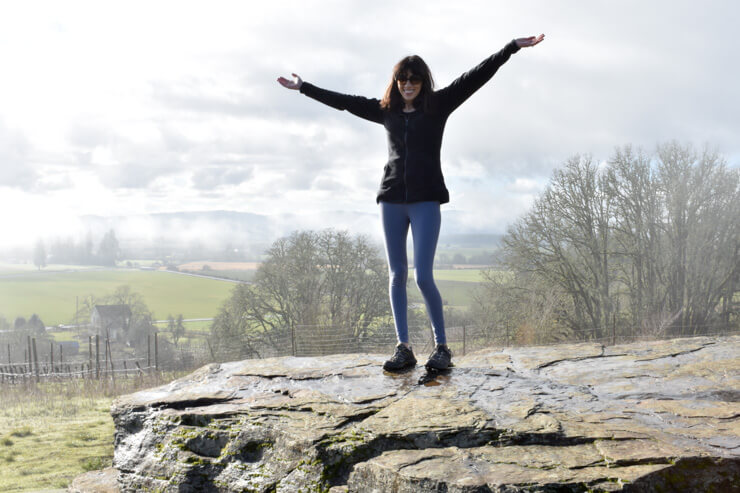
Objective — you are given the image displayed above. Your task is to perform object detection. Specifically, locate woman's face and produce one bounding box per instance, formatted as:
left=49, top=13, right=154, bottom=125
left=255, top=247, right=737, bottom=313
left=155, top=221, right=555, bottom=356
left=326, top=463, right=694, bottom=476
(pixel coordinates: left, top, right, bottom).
left=396, top=71, right=422, bottom=104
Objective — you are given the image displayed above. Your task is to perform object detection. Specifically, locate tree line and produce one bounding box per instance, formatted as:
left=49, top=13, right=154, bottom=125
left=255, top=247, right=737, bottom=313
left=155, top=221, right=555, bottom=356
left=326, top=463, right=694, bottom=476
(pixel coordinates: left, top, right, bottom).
left=473, top=142, right=739, bottom=344
left=33, top=229, right=120, bottom=269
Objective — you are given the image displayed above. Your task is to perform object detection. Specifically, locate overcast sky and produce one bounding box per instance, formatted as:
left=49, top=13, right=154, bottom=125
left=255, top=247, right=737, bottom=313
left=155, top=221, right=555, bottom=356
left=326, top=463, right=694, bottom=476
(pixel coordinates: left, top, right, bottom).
left=0, top=0, right=738, bottom=249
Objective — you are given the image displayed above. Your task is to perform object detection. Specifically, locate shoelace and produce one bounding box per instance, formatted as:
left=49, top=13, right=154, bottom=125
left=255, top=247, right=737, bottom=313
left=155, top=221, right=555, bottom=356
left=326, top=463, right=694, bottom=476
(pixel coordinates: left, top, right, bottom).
left=393, top=346, right=409, bottom=361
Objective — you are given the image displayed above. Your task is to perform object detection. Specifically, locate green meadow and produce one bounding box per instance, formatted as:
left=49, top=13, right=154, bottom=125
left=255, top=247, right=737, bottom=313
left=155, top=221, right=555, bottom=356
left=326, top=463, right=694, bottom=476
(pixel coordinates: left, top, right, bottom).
left=0, top=266, right=497, bottom=327
left=0, top=269, right=237, bottom=326
left=408, top=269, right=490, bottom=309
left=433, top=269, right=485, bottom=283
left=0, top=263, right=101, bottom=276
left=0, top=374, right=185, bottom=492
left=437, top=280, right=479, bottom=308
left=0, top=395, right=113, bottom=492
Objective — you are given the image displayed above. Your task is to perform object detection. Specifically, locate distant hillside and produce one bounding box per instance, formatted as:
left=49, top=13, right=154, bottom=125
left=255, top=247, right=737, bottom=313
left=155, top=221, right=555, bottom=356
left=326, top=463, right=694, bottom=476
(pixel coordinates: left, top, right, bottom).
left=79, top=210, right=505, bottom=252
left=438, top=233, right=504, bottom=248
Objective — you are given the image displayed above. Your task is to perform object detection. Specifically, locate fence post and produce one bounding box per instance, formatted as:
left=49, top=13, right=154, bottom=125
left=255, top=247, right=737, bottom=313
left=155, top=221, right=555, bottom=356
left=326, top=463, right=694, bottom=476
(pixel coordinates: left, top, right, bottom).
left=32, top=337, right=40, bottom=383
left=612, top=313, right=616, bottom=346
left=147, top=334, right=151, bottom=373
left=206, top=338, right=215, bottom=362
left=154, top=332, right=159, bottom=372
left=7, top=343, right=10, bottom=364
left=291, top=324, right=296, bottom=357
left=107, top=336, right=115, bottom=382
left=27, top=336, right=32, bottom=374
left=88, top=336, right=93, bottom=378
left=95, top=335, right=100, bottom=380
left=60, top=344, right=64, bottom=365
left=50, top=341, right=54, bottom=374
left=463, top=325, right=467, bottom=356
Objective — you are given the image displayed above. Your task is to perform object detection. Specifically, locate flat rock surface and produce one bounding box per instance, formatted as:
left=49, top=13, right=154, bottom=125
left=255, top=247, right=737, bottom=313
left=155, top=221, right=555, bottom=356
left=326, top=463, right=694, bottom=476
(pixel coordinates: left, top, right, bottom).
left=108, top=335, right=740, bottom=492
left=67, top=467, right=119, bottom=493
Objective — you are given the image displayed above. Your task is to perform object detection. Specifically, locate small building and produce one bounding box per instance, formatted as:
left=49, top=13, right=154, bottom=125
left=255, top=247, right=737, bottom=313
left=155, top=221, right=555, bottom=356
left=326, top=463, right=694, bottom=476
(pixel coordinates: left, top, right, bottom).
left=91, top=304, right=132, bottom=342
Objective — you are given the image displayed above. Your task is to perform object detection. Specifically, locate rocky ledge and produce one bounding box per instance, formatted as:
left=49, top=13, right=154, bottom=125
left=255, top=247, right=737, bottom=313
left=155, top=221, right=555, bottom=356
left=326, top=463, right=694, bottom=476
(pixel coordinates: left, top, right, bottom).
left=106, top=336, right=739, bottom=492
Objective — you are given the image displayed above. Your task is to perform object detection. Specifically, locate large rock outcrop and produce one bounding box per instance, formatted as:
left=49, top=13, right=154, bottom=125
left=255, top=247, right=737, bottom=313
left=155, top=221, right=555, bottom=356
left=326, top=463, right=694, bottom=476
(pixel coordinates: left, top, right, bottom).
left=109, top=335, right=740, bottom=492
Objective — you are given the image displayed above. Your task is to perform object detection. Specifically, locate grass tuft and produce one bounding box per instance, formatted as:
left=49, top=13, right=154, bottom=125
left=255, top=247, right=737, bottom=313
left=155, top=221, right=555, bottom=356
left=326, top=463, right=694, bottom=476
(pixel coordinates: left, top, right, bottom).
left=80, top=455, right=112, bottom=472
left=10, top=427, right=33, bottom=437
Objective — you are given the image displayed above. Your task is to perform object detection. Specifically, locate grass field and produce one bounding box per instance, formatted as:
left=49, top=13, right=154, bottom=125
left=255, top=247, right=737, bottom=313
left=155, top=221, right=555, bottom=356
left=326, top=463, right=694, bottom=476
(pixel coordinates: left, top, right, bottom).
left=0, top=374, right=186, bottom=492
left=0, top=263, right=102, bottom=276
left=0, top=264, right=497, bottom=330
left=0, top=393, right=114, bottom=492
left=0, top=269, right=236, bottom=326
left=177, top=261, right=260, bottom=271
left=433, top=269, right=485, bottom=283
left=406, top=279, right=480, bottom=309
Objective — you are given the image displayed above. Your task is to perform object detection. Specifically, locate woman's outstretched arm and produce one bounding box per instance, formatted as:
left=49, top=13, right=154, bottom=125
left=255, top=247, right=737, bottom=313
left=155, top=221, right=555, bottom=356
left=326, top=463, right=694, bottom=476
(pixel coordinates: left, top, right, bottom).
left=277, top=73, right=384, bottom=124
left=437, top=33, right=545, bottom=115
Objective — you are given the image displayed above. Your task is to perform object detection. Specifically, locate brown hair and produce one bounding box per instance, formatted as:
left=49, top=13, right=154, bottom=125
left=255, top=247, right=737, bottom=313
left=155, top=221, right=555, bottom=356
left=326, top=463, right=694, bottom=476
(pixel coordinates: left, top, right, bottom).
left=380, top=55, right=436, bottom=112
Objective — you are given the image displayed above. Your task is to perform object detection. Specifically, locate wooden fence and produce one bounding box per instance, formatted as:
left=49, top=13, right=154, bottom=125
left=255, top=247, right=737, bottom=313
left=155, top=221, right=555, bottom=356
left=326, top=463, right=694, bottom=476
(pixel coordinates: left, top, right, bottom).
left=0, top=333, right=160, bottom=384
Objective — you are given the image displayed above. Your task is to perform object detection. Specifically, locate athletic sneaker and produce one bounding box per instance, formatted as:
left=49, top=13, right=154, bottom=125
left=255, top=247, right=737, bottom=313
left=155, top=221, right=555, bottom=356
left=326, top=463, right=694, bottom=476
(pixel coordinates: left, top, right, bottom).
left=425, top=344, right=452, bottom=370
left=383, top=344, right=417, bottom=371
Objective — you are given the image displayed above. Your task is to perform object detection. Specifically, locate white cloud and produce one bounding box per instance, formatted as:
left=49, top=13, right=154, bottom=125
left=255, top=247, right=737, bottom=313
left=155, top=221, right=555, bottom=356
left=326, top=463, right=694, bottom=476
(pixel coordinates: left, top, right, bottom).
left=507, top=178, right=545, bottom=194
left=0, top=0, right=738, bottom=248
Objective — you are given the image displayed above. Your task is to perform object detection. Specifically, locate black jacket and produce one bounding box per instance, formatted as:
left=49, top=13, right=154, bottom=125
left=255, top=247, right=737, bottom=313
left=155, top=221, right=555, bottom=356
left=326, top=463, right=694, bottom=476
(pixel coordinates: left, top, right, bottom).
left=299, top=40, right=520, bottom=204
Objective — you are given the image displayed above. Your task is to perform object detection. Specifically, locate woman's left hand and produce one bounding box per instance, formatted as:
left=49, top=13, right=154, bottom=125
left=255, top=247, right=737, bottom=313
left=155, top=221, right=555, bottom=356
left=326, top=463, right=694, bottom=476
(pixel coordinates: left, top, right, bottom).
left=515, top=34, right=545, bottom=48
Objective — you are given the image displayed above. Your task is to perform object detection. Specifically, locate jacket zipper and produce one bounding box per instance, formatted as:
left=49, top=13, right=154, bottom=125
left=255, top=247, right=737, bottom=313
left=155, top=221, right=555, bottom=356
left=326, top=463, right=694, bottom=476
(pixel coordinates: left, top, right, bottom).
left=403, top=114, right=409, bottom=202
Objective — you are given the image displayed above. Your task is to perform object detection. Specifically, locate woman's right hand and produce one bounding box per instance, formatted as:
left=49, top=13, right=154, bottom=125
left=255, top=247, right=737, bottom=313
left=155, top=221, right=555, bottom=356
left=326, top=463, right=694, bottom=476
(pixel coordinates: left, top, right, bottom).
left=277, top=73, right=303, bottom=90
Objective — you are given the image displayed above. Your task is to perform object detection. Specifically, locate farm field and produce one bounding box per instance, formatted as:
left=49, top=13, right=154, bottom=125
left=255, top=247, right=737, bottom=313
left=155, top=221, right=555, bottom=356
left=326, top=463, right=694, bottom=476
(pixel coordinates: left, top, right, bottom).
left=433, top=269, right=485, bottom=283
left=407, top=279, right=480, bottom=309
left=0, top=263, right=499, bottom=329
left=438, top=280, right=480, bottom=307
left=0, top=262, right=103, bottom=276
left=177, top=261, right=260, bottom=271
left=0, top=269, right=236, bottom=326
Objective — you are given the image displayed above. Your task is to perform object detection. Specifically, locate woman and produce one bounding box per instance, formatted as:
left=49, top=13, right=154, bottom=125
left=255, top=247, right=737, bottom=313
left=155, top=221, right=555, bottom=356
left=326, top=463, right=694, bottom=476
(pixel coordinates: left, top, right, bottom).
left=278, top=34, right=545, bottom=371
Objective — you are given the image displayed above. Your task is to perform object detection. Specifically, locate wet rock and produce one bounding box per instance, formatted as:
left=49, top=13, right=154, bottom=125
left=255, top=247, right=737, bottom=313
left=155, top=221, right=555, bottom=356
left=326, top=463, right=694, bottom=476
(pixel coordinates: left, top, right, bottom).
left=109, top=335, right=740, bottom=492
left=68, top=466, right=120, bottom=492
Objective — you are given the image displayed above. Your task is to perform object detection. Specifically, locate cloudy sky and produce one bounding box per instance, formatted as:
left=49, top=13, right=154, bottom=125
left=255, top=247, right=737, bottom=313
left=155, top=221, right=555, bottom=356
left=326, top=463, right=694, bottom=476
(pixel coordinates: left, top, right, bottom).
left=0, top=0, right=738, bottom=249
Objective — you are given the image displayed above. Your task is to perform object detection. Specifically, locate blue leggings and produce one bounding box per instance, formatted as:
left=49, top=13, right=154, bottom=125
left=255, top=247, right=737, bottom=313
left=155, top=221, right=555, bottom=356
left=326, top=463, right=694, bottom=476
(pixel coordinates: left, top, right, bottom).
left=379, top=201, right=446, bottom=345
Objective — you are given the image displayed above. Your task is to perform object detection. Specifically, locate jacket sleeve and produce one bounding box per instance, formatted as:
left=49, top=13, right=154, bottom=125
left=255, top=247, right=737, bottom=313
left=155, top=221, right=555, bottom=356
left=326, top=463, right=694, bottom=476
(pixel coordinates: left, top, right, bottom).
left=436, top=40, right=521, bottom=116
left=299, top=82, right=384, bottom=124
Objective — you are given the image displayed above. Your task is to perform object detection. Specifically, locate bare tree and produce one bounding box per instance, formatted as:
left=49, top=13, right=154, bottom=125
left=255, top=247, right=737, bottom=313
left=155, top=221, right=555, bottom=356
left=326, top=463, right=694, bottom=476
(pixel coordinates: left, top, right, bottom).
left=605, top=145, right=667, bottom=334
left=475, top=143, right=739, bottom=343
left=503, top=155, right=614, bottom=338
left=656, top=142, right=739, bottom=334
left=210, top=229, right=390, bottom=358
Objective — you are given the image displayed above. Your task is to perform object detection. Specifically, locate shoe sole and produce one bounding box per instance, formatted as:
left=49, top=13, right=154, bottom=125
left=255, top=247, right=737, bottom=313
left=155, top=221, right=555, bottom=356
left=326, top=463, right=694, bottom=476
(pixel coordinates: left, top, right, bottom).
left=425, top=359, right=453, bottom=370
left=383, top=361, right=417, bottom=372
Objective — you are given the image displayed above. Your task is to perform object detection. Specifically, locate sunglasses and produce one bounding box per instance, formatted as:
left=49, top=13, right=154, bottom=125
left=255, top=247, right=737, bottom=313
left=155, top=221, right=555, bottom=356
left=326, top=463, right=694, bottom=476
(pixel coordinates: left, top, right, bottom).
left=396, top=75, right=423, bottom=84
